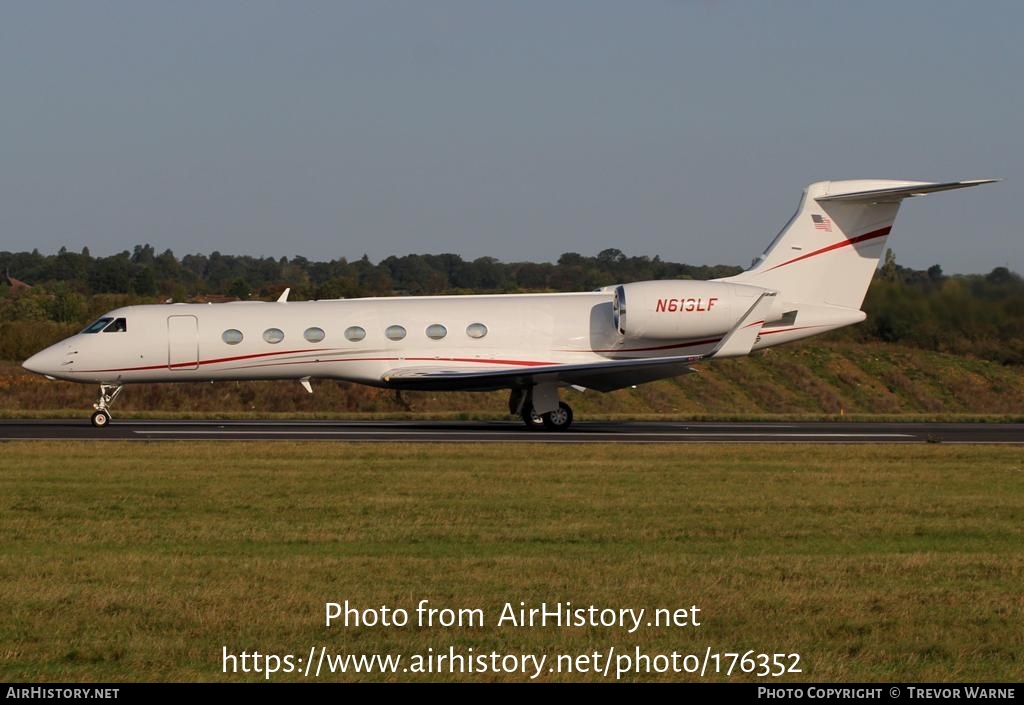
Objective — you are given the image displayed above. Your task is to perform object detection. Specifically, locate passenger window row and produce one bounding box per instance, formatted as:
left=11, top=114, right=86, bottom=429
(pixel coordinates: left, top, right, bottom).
left=220, top=323, right=488, bottom=346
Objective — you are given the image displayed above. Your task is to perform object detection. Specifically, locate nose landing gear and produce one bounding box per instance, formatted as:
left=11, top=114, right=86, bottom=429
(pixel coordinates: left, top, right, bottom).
left=90, top=384, right=122, bottom=428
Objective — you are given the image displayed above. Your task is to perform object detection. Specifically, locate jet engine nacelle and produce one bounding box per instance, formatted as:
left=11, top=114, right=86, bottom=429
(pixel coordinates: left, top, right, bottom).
left=612, top=280, right=774, bottom=340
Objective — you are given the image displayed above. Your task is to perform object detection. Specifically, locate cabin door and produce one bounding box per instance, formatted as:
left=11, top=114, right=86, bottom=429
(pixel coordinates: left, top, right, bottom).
left=167, top=315, right=199, bottom=371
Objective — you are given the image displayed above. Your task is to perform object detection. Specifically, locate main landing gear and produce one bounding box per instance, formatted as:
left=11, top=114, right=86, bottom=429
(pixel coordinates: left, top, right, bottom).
left=90, top=384, right=122, bottom=428
left=510, top=388, right=574, bottom=431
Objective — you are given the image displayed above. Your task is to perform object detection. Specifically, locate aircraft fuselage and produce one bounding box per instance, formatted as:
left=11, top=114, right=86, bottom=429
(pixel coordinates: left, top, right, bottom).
left=27, top=290, right=815, bottom=387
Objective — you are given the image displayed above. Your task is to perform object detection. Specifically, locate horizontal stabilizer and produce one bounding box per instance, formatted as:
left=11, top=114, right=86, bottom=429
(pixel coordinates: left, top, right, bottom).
left=816, top=179, right=997, bottom=203
left=709, top=291, right=777, bottom=358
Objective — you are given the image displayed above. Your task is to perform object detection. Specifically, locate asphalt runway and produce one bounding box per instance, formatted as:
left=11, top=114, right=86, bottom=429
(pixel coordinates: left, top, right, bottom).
left=2, top=419, right=1023, bottom=443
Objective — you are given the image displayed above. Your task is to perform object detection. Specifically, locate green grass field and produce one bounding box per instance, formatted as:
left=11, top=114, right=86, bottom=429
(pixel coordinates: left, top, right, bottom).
left=1, top=442, right=1022, bottom=682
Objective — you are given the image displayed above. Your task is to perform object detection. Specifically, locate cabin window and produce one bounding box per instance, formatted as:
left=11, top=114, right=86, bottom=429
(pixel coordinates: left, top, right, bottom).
left=344, top=326, right=366, bottom=342
left=384, top=325, right=406, bottom=341
left=304, top=327, right=326, bottom=343
left=466, top=322, right=488, bottom=339
left=263, top=328, right=285, bottom=344
left=102, top=317, right=127, bottom=333
left=82, top=317, right=113, bottom=334
left=222, top=329, right=244, bottom=345
left=425, top=323, right=447, bottom=340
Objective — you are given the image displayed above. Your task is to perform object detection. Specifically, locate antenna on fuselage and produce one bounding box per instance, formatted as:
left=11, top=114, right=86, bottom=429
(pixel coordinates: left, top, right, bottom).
left=277, top=287, right=290, bottom=302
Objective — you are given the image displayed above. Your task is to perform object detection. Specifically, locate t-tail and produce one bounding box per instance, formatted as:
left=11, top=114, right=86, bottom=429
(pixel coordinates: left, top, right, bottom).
left=719, top=179, right=996, bottom=312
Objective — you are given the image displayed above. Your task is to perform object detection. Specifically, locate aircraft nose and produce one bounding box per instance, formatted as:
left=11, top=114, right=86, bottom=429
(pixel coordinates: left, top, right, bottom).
left=22, top=345, right=65, bottom=377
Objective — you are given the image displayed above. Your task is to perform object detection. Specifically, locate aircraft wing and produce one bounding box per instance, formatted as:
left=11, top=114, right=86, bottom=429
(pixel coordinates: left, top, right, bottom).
left=381, top=354, right=700, bottom=393
left=381, top=291, right=777, bottom=392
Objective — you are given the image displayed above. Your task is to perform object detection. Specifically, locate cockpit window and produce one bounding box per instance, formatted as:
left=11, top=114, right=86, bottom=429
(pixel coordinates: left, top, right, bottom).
left=82, top=317, right=114, bottom=334
left=103, top=318, right=127, bottom=333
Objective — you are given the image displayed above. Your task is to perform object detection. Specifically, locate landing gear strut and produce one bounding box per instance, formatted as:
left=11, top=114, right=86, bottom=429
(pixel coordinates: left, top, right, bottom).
left=91, top=384, right=122, bottom=428
left=542, top=401, right=573, bottom=431
left=511, top=388, right=574, bottom=431
left=520, top=405, right=546, bottom=431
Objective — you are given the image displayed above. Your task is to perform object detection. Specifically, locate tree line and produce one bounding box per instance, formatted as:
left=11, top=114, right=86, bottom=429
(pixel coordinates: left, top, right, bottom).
left=0, top=245, right=741, bottom=300
left=1, top=245, right=1021, bottom=364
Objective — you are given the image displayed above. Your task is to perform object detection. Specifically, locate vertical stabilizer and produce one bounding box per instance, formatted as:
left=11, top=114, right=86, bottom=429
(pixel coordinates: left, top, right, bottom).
left=719, top=179, right=995, bottom=310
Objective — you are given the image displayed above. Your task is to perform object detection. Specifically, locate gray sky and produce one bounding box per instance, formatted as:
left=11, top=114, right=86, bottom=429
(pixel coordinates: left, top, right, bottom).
left=1, top=1, right=1020, bottom=274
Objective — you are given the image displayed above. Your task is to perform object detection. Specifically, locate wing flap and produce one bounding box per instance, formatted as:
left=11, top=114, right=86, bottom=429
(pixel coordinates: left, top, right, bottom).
left=381, top=355, right=699, bottom=393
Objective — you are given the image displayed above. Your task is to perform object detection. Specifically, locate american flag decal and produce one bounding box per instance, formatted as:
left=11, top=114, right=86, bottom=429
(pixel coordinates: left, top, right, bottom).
left=811, top=214, right=832, bottom=232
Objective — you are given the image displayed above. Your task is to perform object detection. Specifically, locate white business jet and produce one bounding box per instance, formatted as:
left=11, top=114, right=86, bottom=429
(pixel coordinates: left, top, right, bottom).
left=23, top=179, right=995, bottom=429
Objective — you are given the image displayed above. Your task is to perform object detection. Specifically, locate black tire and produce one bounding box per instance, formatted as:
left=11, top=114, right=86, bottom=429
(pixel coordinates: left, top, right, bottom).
left=90, top=410, right=111, bottom=428
left=521, top=406, right=546, bottom=431
left=542, top=402, right=573, bottom=431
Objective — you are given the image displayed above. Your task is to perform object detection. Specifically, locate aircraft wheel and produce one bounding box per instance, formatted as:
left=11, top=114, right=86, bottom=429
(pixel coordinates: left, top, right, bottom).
left=542, top=402, right=573, bottom=431
left=521, top=406, right=546, bottom=431
left=90, top=410, right=111, bottom=428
